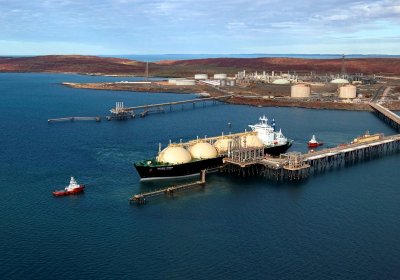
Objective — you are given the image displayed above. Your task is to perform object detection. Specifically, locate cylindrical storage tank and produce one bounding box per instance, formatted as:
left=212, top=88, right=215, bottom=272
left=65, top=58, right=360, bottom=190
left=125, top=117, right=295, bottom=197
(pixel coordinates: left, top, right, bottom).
left=339, top=85, right=357, bottom=99
left=229, top=80, right=236, bottom=86
left=189, top=142, right=218, bottom=159
left=157, top=145, right=192, bottom=164
left=214, top=138, right=232, bottom=153
left=194, top=74, right=208, bottom=80
left=241, top=134, right=264, bottom=148
left=214, top=74, right=227, bottom=80
left=175, top=79, right=196, bottom=86
left=219, top=79, right=227, bottom=87
left=291, top=84, right=311, bottom=98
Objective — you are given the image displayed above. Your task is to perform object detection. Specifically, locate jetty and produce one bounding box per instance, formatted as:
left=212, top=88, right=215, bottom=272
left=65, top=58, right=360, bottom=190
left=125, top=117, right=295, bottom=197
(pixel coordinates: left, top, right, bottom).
left=369, top=102, right=400, bottom=132
left=140, top=107, right=165, bottom=118
left=130, top=170, right=206, bottom=204
left=222, top=133, right=400, bottom=180
left=108, top=95, right=231, bottom=120
left=48, top=116, right=101, bottom=123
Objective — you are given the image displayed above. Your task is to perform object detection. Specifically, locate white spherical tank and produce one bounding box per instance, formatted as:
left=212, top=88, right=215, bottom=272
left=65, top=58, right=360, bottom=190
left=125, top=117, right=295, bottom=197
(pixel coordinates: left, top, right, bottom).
left=175, top=79, right=196, bottom=86
left=241, top=134, right=264, bottom=148
left=214, top=73, right=227, bottom=79
left=214, top=138, right=232, bottom=153
left=339, top=85, right=357, bottom=99
left=195, top=74, right=208, bottom=80
left=157, top=145, right=192, bottom=164
left=189, top=142, right=218, bottom=159
left=291, top=84, right=311, bottom=98
left=272, top=78, right=290, bottom=85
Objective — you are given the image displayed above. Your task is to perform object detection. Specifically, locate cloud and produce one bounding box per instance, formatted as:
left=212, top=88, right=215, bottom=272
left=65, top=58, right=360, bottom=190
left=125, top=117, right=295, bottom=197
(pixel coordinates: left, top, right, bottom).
left=0, top=0, right=399, bottom=54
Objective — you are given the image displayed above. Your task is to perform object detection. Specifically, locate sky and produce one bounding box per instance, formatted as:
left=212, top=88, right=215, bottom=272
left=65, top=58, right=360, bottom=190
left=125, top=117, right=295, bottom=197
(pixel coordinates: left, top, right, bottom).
left=0, top=0, right=399, bottom=55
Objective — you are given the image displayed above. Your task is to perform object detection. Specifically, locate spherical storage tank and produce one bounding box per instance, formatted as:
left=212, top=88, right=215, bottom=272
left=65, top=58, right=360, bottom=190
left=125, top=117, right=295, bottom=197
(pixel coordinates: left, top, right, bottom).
left=157, top=145, right=192, bottom=164
left=189, top=142, right=218, bottom=159
left=195, top=74, right=208, bottom=80
left=214, top=74, right=227, bottom=79
left=339, top=85, right=357, bottom=99
left=291, top=84, right=310, bottom=98
left=214, top=138, right=232, bottom=153
left=241, top=134, right=264, bottom=148
left=175, top=79, right=196, bottom=86
left=272, top=78, right=290, bottom=85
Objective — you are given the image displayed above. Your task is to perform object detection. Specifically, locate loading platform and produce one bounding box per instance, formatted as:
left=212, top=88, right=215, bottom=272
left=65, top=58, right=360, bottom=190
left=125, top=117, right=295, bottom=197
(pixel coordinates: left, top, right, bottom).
left=222, top=133, right=400, bottom=180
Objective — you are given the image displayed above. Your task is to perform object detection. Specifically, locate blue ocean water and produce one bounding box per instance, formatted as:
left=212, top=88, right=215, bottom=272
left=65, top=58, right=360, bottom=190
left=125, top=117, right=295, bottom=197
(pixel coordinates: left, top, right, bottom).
left=0, top=73, right=399, bottom=280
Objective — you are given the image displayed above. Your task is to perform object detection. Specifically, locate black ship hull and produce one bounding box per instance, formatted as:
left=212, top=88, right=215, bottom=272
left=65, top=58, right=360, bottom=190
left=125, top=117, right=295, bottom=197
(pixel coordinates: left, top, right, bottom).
left=135, top=157, right=224, bottom=181
left=135, top=141, right=292, bottom=181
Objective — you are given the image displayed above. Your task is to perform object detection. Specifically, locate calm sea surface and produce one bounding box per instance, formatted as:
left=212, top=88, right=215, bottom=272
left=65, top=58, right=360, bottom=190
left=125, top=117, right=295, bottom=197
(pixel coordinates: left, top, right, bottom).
left=0, top=73, right=399, bottom=280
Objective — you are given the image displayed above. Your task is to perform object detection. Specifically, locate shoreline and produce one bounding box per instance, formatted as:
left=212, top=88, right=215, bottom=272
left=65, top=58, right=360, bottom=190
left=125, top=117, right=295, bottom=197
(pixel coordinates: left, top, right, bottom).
left=62, top=82, right=400, bottom=112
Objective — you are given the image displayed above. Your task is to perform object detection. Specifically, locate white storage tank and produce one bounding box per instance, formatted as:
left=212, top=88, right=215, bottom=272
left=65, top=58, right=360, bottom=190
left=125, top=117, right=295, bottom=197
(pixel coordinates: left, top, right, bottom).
left=339, top=85, right=357, bottom=99
left=175, top=79, right=196, bottom=86
left=291, top=84, right=311, bottom=98
left=219, top=79, right=227, bottom=87
left=214, top=74, right=227, bottom=80
left=194, top=74, right=208, bottom=80
left=189, top=142, right=218, bottom=159
left=157, top=145, right=192, bottom=164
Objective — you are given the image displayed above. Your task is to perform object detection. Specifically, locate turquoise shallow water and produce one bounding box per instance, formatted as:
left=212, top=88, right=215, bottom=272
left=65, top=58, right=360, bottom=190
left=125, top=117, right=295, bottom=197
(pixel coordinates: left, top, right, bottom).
left=0, top=73, right=399, bottom=280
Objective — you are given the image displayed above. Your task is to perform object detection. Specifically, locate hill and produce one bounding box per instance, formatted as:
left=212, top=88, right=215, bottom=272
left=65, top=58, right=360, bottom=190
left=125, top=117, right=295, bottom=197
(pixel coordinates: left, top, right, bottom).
left=0, top=55, right=399, bottom=76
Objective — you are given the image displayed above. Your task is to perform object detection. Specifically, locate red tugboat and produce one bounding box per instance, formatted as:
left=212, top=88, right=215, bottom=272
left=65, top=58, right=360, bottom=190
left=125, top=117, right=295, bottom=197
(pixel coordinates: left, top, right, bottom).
left=53, top=177, right=85, bottom=197
left=308, top=135, right=323, bottom=148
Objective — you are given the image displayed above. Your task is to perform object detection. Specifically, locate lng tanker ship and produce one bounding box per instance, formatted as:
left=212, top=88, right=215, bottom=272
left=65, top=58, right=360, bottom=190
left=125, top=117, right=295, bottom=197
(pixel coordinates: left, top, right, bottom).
left=134, top=116, right=293, bottom=181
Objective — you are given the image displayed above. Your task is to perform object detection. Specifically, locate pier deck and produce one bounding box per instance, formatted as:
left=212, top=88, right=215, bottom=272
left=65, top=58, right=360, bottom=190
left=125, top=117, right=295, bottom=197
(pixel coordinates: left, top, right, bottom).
left=222, top=134, right=400, bottom=180
left=108, top=96, right=230, bottom=120
left=369, top=102, right=400, bottom=131
left=122, top=95, right=231, bottom=111
left=130, top=170, right=206, bottom=204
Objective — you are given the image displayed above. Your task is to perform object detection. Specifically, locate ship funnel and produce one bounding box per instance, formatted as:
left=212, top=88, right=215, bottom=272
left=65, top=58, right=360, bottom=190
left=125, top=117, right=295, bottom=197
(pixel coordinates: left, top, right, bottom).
left=272, top=118, right=276, bottom=131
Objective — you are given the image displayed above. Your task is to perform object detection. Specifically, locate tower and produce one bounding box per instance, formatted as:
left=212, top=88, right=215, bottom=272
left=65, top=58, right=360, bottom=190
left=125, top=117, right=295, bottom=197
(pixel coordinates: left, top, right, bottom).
left=341, top=54, right=346, bottom=77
